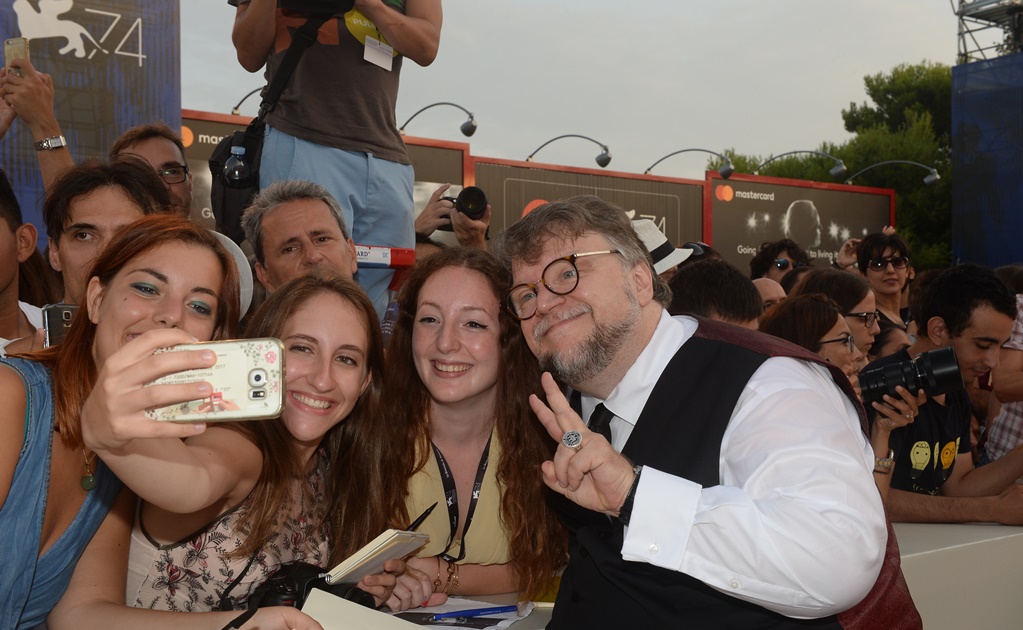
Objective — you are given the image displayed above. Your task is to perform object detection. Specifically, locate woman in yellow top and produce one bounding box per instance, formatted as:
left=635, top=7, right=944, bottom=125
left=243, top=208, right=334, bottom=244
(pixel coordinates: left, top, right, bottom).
left=369, top=248, right=565, bottom=600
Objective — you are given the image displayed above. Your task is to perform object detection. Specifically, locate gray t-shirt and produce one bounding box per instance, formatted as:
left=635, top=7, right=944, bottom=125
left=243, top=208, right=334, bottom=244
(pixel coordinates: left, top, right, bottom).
left=228, top=1, right=410, bottom=164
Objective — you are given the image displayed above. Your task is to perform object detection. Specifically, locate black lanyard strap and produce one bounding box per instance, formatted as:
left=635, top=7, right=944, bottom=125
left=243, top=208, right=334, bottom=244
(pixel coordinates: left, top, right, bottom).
left=431, top=433, right=493, bottom=563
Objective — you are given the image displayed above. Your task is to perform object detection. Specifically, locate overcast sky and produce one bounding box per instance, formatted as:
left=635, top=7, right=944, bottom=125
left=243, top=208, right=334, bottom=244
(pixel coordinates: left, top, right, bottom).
left=182, top=0, right=965, bottom=179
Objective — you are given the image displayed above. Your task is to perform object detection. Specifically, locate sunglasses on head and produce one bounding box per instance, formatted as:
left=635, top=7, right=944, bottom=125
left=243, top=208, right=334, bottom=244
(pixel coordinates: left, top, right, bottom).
left=682, top=241, right=709, bottom=257
left=867, top=255, right=910, bottom=271
left=773, top=259, right=808, bottom=271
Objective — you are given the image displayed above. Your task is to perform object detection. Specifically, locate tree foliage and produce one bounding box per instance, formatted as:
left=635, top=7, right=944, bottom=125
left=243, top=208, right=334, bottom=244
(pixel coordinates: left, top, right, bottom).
left=708, top=61, right=952, bottom=270
left=842, top=61, right=952, bottom=145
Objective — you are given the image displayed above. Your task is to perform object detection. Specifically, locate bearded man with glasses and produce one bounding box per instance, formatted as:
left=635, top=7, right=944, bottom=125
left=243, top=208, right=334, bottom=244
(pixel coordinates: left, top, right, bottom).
left=493, top=199, right=919, bottom=629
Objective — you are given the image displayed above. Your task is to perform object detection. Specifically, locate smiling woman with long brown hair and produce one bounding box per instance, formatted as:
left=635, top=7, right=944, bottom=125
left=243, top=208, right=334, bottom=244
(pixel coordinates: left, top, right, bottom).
left=368, top=247, right=566, bottom=602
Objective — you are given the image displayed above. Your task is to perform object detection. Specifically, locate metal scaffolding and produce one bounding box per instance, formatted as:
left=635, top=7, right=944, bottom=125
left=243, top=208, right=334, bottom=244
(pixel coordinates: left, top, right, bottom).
left=958, top=0, right=1023, bottom=63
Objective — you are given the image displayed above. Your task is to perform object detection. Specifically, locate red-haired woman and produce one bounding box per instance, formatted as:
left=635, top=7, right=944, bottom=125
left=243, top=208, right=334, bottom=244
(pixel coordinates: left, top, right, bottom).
left=0, top=215, right=239, bottom=628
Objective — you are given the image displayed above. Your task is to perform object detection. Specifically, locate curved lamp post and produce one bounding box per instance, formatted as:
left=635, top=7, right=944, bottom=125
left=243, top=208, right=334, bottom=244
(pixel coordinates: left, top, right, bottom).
left=753, top=150, right=847, bottom=179
left=844, top=160, right=940, bottom=186
left=525, top=134, right=612, bottom=168
left=231, top=87, right=263, bottom=116
left=643, top=148, right=733, bottom=178
left=399, top=101, right=477, bottom=137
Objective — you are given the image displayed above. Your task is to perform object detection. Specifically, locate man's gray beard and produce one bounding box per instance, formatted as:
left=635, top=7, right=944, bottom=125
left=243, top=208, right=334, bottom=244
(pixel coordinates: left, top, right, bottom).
left=537, top=301, right=640, bottom=387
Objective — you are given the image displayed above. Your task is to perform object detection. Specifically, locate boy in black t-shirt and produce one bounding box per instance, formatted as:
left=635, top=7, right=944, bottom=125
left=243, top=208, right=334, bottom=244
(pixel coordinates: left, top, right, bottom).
left=868, top=348, right=972, bottom=495
left=868, top=264, right=1023, bottom=524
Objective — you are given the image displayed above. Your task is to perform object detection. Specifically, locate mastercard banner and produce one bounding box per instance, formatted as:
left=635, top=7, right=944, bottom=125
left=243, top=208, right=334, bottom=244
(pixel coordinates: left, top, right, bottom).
left=1, top=0, right=180, bottom=247
left=473, top=159, right=704, bottom=247
left=707, top=173, right=894, bottom=271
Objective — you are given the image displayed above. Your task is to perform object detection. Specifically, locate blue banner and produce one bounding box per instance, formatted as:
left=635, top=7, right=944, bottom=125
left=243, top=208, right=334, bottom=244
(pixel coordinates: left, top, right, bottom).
left=1, top=0, right=180, bottom=248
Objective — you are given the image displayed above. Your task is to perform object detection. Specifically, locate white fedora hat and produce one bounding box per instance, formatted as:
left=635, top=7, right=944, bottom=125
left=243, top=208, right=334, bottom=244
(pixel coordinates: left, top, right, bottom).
left=631, top=219, right=692, bottom=274
left=211, top=231, right=254, bottom=317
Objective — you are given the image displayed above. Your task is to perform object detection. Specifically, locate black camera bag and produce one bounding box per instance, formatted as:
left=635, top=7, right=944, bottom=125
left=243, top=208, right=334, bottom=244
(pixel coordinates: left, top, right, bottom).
left=246, top=561, right=376, bottom=610
left=209, top=15, right=328, bottom=244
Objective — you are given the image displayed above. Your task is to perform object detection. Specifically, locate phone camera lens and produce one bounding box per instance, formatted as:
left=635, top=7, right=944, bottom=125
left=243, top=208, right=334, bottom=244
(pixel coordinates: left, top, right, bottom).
left=248, top=369, right=268, bottom=387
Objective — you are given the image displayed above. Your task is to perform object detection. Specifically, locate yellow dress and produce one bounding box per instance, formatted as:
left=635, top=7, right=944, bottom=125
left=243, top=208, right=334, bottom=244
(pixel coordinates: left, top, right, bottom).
left=404, top=430, right=511, bottom=565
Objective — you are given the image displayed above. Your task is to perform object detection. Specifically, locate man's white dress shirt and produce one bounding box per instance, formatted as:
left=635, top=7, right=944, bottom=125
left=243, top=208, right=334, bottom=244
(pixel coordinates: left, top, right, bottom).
left=579, top=311, right=885, bottom=618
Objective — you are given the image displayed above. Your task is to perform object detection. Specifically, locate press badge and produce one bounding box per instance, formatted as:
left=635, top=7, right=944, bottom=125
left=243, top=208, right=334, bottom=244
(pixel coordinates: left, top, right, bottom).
left=364, top=36, right=394, bottom=71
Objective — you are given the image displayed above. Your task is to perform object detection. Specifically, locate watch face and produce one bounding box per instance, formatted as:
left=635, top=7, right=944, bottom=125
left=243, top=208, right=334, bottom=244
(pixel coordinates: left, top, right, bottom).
left=37, top=136, right=65, bottom=150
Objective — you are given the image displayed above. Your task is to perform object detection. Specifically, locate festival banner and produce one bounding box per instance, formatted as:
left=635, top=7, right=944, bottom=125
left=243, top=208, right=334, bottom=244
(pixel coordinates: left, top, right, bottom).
left=473, top=158, right=704, bottom=248
left=706, top=173, right=895, bottom=272
left=1, top=0, right=180, bottom=246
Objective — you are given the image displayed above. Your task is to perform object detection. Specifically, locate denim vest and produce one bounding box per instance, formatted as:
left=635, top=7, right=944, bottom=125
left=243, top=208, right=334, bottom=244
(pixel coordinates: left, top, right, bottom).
left=0, top=358, right=121, bottom=629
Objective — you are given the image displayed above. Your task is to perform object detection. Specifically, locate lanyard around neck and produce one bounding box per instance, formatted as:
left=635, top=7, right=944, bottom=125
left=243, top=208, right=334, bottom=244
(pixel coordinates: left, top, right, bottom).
left=431, top=433, right=493, bottom=563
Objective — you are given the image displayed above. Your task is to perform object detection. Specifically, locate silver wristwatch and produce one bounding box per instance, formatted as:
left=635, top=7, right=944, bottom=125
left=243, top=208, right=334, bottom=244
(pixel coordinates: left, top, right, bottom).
left=34, top=135, right=67, bottom=151
left=873, top=449, right=895, bottom=474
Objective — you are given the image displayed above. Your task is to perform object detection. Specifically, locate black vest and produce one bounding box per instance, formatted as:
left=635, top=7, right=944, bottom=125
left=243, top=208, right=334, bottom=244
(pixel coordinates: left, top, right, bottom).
left=549, top=319, right=889, bottom=629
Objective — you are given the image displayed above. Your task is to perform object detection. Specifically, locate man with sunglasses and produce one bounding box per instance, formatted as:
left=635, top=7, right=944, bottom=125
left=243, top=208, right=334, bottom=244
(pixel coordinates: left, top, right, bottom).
left=749, top=238, right=811, bottom=284
left=866, top=264, right=1023, bottom=524
left=493, top=199, right=918, bottom=629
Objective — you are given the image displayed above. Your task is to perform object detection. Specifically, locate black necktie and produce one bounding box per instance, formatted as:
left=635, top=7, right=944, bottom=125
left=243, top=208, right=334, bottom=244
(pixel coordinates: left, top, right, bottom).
left=588, top=403, right=615, bottom=443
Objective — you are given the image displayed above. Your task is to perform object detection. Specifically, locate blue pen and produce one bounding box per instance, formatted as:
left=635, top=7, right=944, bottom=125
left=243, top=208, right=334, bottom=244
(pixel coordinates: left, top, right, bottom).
left=428, top=604, right=518, bottom=621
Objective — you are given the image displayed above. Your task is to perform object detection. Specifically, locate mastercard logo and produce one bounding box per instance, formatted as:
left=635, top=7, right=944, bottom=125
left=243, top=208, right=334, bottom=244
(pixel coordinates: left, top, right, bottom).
left=181, top=125, right=194, bottom=148
left=715, top=185, right=734, bottom=202
left=522, top=198, right=548, bottom=217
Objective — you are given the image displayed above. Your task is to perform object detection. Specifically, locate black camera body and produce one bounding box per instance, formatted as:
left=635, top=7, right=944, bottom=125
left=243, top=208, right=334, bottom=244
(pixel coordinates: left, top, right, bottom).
left=860, top=346, right=965, bottom=407
left=277, top=0, right=355, bottom=14
left=441, top=186, right=488, bottom=221
left=247, top=561, right=375, bottom=611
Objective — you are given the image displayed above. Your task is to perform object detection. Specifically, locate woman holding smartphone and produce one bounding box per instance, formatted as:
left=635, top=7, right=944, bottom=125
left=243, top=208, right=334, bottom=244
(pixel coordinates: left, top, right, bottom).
left=51, top=270, right=424, bottom=627
left=0, top=215, right=240, bottom=628
left=370, top=248, right=566, bottom=603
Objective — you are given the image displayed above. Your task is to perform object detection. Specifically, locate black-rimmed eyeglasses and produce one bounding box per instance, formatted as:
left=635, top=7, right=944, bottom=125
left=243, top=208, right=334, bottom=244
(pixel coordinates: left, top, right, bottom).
left=846, top=310, right=881, bottom=328
left=867, top=255, right=909, bottom=271
left=506, top=250, right=621, bottom=321
left=818, top=334, right=855, bottom=353
left=158, top=164, right=189, bottom=185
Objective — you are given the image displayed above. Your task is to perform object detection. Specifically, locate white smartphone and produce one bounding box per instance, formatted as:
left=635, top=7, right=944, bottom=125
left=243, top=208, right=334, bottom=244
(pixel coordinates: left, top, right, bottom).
left=146, top=338, right=285, bottom=423
left=4, top=37, right=29, bottom=78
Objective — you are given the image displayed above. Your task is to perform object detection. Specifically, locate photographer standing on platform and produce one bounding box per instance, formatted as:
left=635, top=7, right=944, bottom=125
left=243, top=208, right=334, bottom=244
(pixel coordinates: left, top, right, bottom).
left=229, top=0, right=442, bottom=317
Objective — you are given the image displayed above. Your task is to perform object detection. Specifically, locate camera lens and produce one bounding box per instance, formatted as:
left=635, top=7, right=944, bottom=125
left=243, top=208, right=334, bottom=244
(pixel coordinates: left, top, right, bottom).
left=860, top=346, right=964, bottom=406
left=455, top=186, right=487, bottom=220
left=915, top=347, right=964, bottom=393
left=248, top=368, right=267, bottom=387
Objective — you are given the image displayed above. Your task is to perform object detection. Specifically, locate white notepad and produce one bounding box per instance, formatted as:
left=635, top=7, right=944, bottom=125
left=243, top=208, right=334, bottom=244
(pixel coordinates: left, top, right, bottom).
left=324, top=528, right=430, bottom=585
left=302, top=588, right=420, bottom=629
